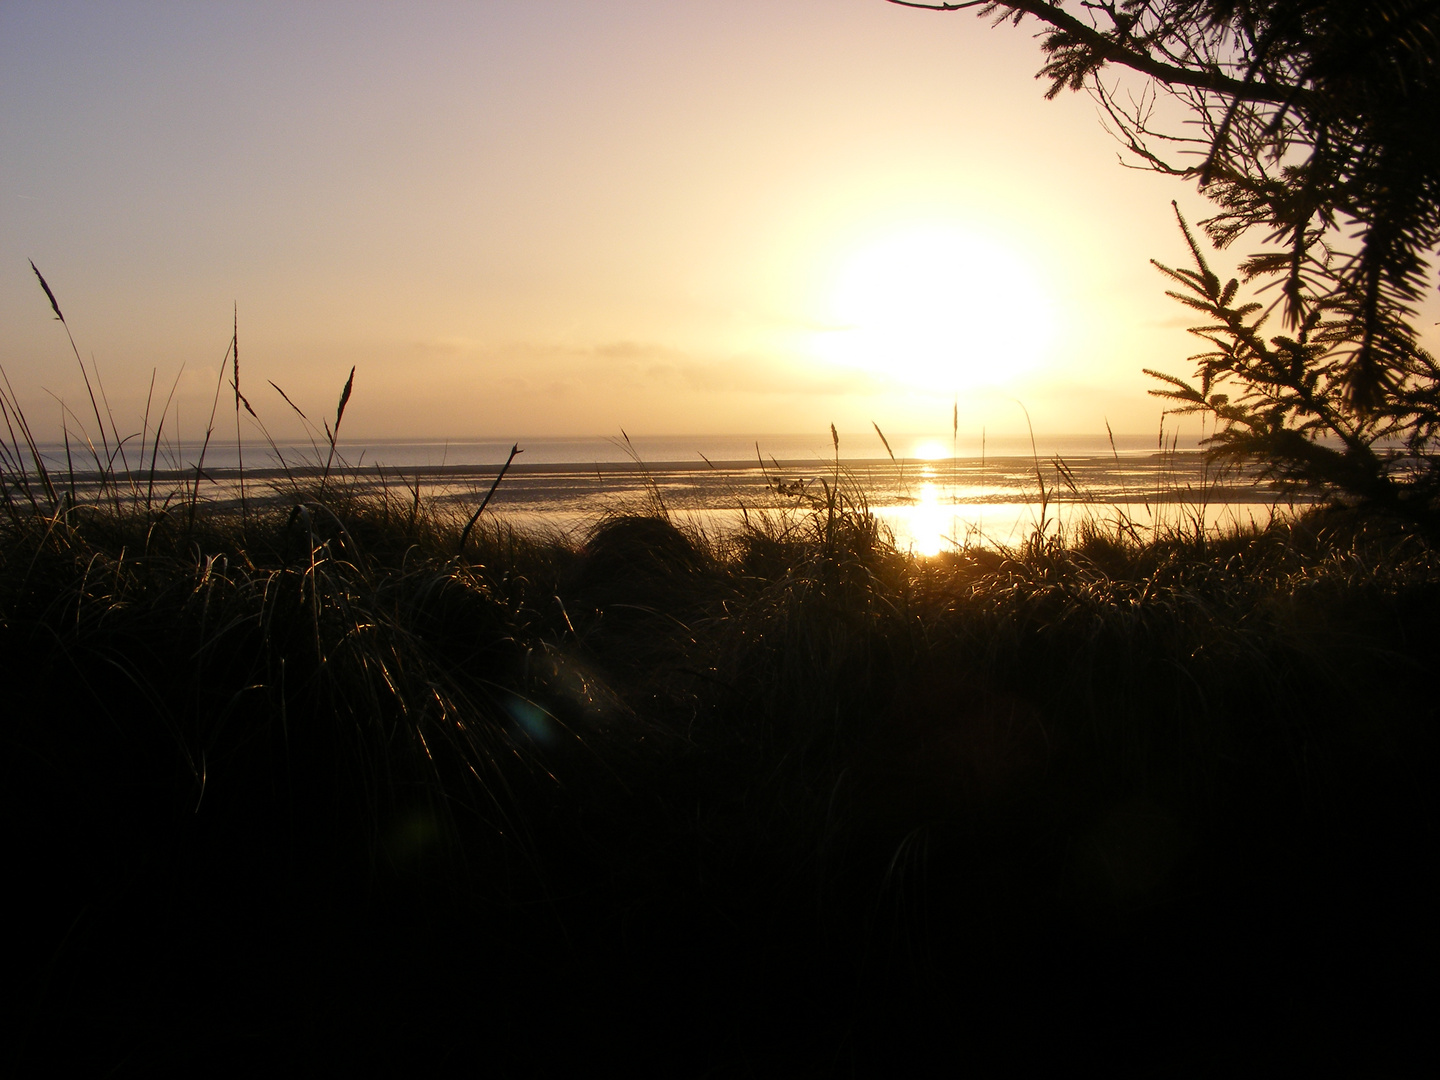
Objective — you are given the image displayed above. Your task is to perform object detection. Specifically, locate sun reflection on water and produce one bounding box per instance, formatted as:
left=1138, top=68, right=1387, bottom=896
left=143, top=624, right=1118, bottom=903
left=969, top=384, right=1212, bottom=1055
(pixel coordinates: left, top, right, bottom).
left=908, top=482, right=949, bottom=557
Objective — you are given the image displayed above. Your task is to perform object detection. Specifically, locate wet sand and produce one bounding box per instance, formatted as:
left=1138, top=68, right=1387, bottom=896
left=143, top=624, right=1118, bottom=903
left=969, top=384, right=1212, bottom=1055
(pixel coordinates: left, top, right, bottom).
left=40, top=451, right=1311, bottom=550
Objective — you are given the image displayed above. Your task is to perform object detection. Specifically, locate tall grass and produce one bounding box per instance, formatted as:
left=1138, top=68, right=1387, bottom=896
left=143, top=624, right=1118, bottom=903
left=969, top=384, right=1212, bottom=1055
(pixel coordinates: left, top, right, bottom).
left=5, top=280, right=1437, bottom=1073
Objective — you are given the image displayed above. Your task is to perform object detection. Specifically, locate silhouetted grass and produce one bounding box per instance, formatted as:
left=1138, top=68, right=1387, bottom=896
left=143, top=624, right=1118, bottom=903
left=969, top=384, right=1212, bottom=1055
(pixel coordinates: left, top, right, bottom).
left=4, top=289, right=1436, bottom=1073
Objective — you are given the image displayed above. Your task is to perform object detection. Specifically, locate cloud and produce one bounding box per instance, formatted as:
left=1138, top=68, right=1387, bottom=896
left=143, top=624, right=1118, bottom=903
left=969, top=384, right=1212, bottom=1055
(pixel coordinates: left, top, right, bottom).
left=414, top=335, right=488, bottom=356
left=429, top=337, right=885, bottom=397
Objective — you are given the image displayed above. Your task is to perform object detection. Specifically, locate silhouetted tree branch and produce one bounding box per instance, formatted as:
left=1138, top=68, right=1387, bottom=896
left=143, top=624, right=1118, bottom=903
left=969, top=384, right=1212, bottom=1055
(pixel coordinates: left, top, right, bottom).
left=890, top=0, right=1307, bottom=103
left=891, top=0, right=1440, bottom=513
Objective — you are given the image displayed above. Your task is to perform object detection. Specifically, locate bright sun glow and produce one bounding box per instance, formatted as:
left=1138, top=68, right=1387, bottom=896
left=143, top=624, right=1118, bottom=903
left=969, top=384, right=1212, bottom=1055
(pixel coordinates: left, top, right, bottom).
left=811, top=226, right=1054, bottom=392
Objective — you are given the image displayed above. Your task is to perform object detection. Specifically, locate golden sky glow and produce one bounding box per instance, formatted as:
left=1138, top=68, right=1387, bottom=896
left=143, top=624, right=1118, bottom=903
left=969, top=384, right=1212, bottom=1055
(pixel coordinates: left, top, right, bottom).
left=5, top=2, right=1432, bottom=447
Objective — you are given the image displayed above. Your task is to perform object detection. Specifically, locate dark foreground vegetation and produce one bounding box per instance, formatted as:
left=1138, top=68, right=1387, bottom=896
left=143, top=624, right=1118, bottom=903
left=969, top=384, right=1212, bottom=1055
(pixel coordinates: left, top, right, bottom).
left=14, top=2, right=1436, bottom=1065
left=5, top=448, right=1436, bottom=1074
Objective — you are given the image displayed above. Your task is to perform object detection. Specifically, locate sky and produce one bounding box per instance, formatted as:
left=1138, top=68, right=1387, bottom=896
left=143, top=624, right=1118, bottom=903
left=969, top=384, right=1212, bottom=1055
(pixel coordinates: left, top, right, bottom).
left=6, top=0, right=1416, bottom=449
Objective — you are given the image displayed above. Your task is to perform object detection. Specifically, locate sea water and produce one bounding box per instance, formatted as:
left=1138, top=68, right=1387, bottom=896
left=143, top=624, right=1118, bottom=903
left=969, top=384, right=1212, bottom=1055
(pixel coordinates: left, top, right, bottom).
left=31, top=433, right=1310, bottom=554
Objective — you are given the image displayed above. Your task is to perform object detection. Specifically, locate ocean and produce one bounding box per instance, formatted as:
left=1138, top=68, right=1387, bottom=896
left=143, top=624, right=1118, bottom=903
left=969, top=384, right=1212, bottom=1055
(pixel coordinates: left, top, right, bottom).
left=31, top=432, right=1309, bottom=554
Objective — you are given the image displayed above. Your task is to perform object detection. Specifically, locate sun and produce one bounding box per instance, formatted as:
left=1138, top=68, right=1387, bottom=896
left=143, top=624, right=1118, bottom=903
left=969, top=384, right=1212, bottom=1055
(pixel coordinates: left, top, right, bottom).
left=810, top=225, right=1054, bottom=392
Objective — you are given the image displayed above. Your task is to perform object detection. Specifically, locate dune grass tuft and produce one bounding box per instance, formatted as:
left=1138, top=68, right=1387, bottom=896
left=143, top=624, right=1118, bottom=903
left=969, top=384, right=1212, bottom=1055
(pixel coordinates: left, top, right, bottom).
left=4, top=287, right=1437, bottom=1072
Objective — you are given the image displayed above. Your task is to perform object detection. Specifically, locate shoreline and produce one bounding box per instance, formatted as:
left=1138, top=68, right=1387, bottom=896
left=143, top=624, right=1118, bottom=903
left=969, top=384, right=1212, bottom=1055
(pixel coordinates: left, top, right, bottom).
left=37, top=451, right=1302, bottom=505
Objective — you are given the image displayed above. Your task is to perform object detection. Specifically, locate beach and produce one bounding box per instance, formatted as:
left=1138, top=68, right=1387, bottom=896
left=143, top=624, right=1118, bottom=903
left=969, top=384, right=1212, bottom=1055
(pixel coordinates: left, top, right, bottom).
left=35, top=435, right=1311, bottom=552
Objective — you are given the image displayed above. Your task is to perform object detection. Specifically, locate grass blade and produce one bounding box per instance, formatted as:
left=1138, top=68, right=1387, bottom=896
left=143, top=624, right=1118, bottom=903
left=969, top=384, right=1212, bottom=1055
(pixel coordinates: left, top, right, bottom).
left=458, top=443, right=522, bottom=554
